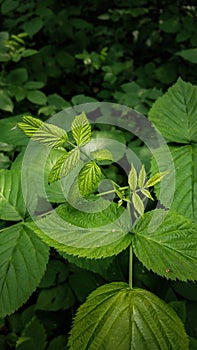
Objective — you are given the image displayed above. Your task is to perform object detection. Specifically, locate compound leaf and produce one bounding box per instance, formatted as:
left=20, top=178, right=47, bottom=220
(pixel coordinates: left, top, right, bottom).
left=133, top=209, right=197, bottom=281
left=72, top=112, right=91, bottom=146
left=68, top=282, right=188, bottom=350
left=0, top=223, right=49, bottom=318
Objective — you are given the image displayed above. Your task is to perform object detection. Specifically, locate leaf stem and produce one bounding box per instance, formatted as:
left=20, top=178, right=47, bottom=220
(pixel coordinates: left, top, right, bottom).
left=129, top=244, right=133, bottom=289
left=96, top=188, right=117, bottom=196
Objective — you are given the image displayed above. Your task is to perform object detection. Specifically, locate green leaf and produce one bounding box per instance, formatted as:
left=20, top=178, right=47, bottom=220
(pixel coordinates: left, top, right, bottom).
left=177, top=48, right=197, bottom=64
left=1, top=0, right=19, bottom=14
left=78, top=161, right=102, bottom=197
left=148, top=78, right=197, bottom=143
left=60, top=148, right=80, bottom=178
left=145, top=170, right=169, bottom=187
left=68, top=282, right=188, bottom=350
left=0, top=223, right=49, bottom=318
left=61, top=252, right=113, bottom=276
left=39, top=259, right=69, bottom=288
left=7, top=68, right=28, bottom=84
left=47, top=93, right=70, bottom=109
left=23, top=17, right=44, bottom=36
left=128, top=164, right=137, bottom=191
left=71, top=112, right=91, bottom=146
left=150, top=144, right=197, bottom=222
left=132, top=192, right=144, bottom=216
left=19, top=116, right=67, bottom=150
left=47, top=336, right=67, bottom=350
left=25, top=81, right=45, bottom=90
left=141, top=188, right=154, bottom=201
left=71, top=94, right=97, bottom=109
left=133, top=209, right=197, bottom=281
left=16, top=317, right=46, bottom=350
left=0, top=153, right=11, bottom=169
left=91, top=148, right=113, bottom=161
left=85, top=130, right=126, bottom=162
left=0, top=169, right=26, bottom=221
left=27, top=90, right=47, bottom=105
left=0, top=90, right=13, bottom=112
left=32, top=123, right=68, bottom=148
left=17, top=115, right=43, bottom=138
left=36, top=283, right=75, bottom=311
left=26, top=203, right=132, bottom=259
left=0, top=116, right=27, bottom=146
left=48, top=152, right=68, bottom=183
left=138, top=164, right=146, bottom=188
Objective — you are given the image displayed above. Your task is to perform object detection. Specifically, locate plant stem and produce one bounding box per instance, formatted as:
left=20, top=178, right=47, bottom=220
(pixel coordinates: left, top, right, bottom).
left=96, top=188, right=117, bottom=196
left=129, top=244, right=133, bottom=289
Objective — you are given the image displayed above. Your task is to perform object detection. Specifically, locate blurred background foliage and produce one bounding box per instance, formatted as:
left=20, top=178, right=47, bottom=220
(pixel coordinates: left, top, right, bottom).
left=0, top=0, right=197, bottom=349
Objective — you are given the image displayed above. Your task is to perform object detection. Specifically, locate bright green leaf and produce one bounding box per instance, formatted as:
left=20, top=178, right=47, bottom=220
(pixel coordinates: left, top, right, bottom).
left=138, top=164, right=146, bottom=188
left=148, top=78, right=197, bottom=143
left=32, top=123, right=68, bottom=148
left=17, top=115, right=43, bottom=138
left=60, top=148, right=80, bottom=178
left=145, top=170, right=168, bottom=187
left=132, top=192, right=144, bottom=216
left=141, top=188, right=154, bottom=201
left=78, top=161, right=102, bottom=197
left=128, top=164, right=137, bottom=191
left=48, top=152, right=68, bottom=183
left=0, top=224, right=49, bottom=318
left=71, top=112, right=91, bottom=146
left=68, top=282, right=188, bottom=350
left=0, top=169, right=26, bottom=221
left=133, top=209, right=197, bottom=281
